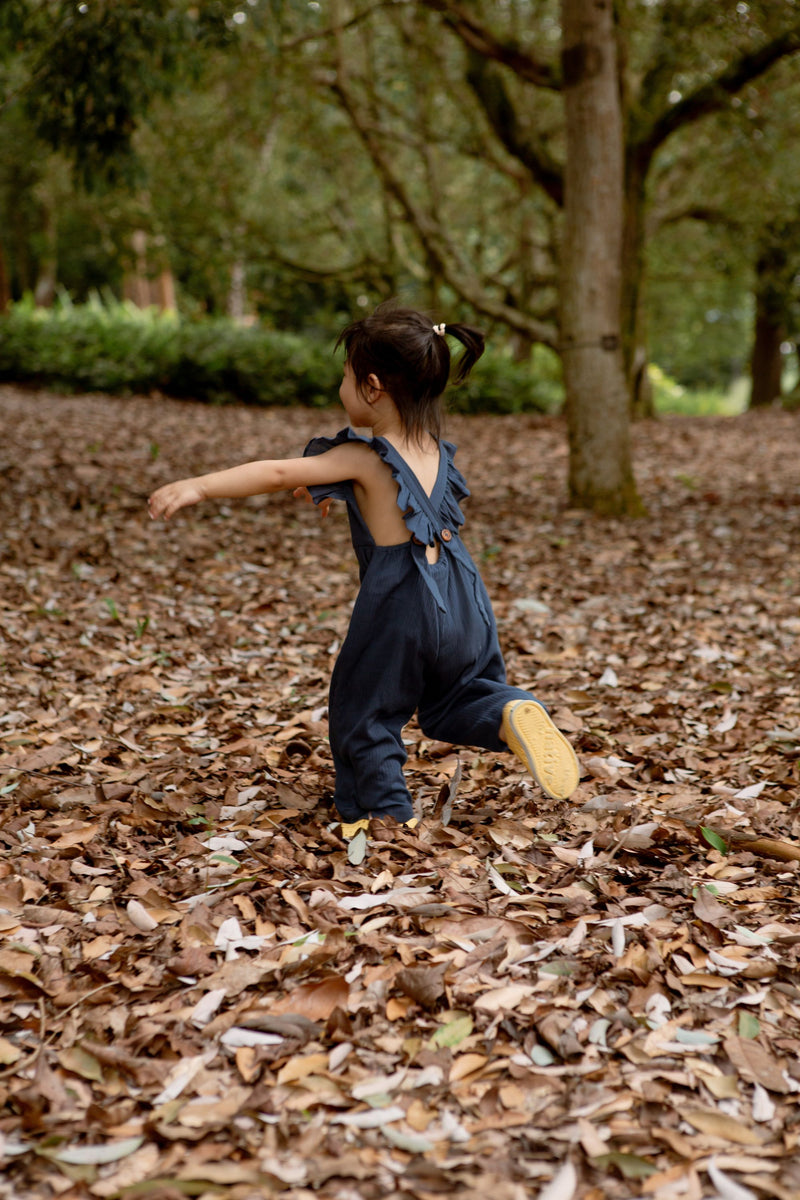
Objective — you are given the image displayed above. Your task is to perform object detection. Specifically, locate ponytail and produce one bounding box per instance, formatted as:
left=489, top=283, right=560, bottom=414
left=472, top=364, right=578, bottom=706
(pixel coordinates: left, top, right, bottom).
left=440, top=323, right=485, bottom=384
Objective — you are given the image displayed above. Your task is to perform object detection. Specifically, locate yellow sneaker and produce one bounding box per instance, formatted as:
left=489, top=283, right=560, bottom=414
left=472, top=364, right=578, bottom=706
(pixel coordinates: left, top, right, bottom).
left=340, top=816, right=418, bottom=837
left=340, top=818, right=370, bottom=838
left=500, top=700, right=580, bottom=800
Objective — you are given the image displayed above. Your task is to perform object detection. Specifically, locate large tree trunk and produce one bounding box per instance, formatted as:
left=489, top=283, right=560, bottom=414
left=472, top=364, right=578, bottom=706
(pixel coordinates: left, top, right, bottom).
left=749, top=233, right=790, bottom=408
left=560, top=0, right=643, bottom=516
left=749, top=300, right=784, bottom=407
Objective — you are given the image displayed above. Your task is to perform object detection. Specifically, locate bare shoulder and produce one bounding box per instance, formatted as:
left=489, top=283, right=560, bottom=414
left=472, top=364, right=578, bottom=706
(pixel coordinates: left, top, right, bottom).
left=315, top=438, right=390, bottom=483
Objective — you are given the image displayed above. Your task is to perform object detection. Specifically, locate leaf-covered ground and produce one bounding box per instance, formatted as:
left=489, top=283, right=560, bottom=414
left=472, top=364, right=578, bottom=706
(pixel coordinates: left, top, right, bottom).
left=0, top=384, right=798, bottom=1200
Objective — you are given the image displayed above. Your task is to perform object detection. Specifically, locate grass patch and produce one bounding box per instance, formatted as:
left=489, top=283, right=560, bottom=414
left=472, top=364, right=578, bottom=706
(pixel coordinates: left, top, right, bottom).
left=651, top=364, right=748, bottom=417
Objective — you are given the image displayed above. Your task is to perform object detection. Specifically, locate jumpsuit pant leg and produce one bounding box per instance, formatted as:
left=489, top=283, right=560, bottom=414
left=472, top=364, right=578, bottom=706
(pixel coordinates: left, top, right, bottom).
left=417, top=556, right=535, bottom=752
left=328, top=546, right=438, bottom=823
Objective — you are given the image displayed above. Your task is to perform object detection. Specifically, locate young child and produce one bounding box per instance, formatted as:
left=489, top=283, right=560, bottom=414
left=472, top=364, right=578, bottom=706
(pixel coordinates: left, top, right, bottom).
left=148, top=303, right=580, bottom=832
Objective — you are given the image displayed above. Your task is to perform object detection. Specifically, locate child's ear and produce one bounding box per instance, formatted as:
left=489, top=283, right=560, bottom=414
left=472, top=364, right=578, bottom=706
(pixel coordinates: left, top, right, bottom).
left=366, top=373, right=383, bottom=399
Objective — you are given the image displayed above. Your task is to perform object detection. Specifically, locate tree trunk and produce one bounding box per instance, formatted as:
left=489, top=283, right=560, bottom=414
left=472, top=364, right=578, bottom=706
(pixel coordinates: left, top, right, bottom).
left=0, top=241, right=10, bottom=312
left=749, top=232, right=791, bottom=408
left=749, top=299, right=784, bottom=408
left=560, top=0, right=643, bottom=516
left=33, top=203, right=58, bottom=308
left=228, top=259, right=246, bottom=321
left=123, top=229, right=177, bottom=311
left=622, top=151, right=654, bottom=419
left=124, top=230, right=152, bottom=309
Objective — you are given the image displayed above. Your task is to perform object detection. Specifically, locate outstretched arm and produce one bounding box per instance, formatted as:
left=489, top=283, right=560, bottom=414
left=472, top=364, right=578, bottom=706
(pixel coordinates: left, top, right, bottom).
left=147, top=442, right=375, bottom=521
left=148, top=460, right=292, bottom=520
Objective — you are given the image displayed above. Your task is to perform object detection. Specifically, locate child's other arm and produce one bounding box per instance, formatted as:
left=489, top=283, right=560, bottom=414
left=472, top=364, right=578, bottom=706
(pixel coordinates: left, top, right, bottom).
left=148, top=443, right=374, bottom=521
left=293, top=486, right=333, bottom=518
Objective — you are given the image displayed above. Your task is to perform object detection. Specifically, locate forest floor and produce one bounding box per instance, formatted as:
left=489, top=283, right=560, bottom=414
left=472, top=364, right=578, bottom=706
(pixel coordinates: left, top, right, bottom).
left=0, top=384, right=798, bottom=1200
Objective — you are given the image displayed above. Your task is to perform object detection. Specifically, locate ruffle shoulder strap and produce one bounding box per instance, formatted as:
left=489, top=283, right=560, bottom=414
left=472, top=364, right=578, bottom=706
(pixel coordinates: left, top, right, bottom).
left=303, top=426, right=470, bottom=547
left=439, top=439, right=470, bottom=533
left=303, top=428, right=357, bottom=506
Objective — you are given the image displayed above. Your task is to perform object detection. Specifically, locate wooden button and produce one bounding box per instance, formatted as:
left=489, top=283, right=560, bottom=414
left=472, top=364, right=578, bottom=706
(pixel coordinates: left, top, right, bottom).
left=440, top=528, right=452, bottom=542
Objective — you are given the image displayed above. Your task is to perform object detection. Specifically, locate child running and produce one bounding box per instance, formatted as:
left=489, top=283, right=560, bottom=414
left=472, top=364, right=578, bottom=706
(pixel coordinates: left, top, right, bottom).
left=148, top=303, right=580, bottom=832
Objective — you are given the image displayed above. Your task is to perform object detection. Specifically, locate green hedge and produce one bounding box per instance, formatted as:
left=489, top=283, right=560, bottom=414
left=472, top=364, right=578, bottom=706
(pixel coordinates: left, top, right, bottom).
left=0, top=295, right=561, bottom=414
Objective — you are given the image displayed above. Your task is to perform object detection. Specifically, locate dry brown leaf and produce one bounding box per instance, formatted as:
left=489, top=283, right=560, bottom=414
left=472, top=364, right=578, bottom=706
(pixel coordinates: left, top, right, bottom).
left=450, top=1053, right=489, bottom=1082
left=474, top=984, right=537, bottom=1012
left=396, top=964, right=447, bottom=1008
left=270, top=975, right=350, bottom=1020
left=693, top=886, right=731, bottom=927
left=681, top=1108, right=764, bottom=1145
left=723, top=1036, right=790, bottom=1095
left=277, top=1052, right=329, bottom=1084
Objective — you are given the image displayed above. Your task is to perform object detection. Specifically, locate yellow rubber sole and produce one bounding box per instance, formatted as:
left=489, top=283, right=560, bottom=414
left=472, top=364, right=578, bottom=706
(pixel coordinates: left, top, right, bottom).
left=340, top=816, right=418, bottom=838
left=501, top=700, right=580, bottom=800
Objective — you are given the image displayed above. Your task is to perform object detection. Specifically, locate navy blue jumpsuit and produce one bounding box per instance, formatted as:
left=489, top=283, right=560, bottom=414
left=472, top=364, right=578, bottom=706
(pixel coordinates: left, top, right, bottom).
left=304, top=428, right=533, bottom=824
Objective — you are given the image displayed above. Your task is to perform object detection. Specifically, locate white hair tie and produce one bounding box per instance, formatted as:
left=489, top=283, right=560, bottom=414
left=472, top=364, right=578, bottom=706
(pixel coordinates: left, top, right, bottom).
left=432, top=323, right=447, bottom=336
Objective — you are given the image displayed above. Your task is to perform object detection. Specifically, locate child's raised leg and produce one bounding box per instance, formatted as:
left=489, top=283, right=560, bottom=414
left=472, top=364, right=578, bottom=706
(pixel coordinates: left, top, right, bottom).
left=420, top=678, right=580, bottom=802
left=415, top=565, right=580, bottom=801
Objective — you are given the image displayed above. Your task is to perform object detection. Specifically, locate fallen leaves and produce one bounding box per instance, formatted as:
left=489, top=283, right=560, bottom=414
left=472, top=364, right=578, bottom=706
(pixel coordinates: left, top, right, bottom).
left=0, top=388, right=799, bottom=1199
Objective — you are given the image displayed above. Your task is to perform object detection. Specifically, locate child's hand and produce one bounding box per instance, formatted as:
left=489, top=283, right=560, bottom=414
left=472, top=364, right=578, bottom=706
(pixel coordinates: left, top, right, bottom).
left=293, top=486, right=332, bottom=518
left=148, top=479, right=206, bottom=521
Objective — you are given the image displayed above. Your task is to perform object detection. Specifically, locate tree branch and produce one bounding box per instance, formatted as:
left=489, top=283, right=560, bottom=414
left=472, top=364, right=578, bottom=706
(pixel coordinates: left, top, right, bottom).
left=656, top=205, right=743, bottom=232
left=267, top=249, right=377, bottom=282
left=638, top=24, right=800, bottom=158
left=279, top=0, right=403, bottom=51
left=418, top=0, right=561, bottom=89
left=463, top=52, right=564, bottom=207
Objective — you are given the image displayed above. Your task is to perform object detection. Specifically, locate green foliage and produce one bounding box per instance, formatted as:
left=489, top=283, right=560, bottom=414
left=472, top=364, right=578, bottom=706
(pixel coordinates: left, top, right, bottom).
left=649, top=364, right=747, bottom=416
left=451, top=345, right=562, bottom=415
left=645, top=60, right=800, bottom=397
left=647, top=220, right=753, bottom=391
left=169, top=320, right=338, bottom=407
left=102, top=598, right=121, bottom=622
left=14, top=0, right=238, bottom=185
left=0, top=294, right=179, bottom=393
left=700, top=826, right=728, bottom=855
left=0, top=297, right=557, bottom=415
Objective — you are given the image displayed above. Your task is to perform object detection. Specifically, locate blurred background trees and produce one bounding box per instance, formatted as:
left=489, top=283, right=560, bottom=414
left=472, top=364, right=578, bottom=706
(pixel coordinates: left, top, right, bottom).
left=2, top=0, right=800, bottom=510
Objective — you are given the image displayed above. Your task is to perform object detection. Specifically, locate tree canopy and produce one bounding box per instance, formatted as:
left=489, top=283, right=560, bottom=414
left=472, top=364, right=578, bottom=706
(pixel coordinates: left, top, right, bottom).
left=2, top=0, right=800, bottom=511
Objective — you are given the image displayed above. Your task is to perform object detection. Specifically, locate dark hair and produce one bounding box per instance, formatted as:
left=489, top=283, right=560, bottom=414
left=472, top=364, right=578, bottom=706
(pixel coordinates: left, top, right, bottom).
left=336, top=302, right=485, bottom=444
